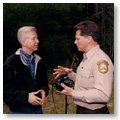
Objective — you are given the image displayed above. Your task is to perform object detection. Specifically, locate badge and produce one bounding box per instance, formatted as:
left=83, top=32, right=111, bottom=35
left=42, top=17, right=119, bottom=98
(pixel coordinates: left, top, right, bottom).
left=97, top=60, right=109, bottom=74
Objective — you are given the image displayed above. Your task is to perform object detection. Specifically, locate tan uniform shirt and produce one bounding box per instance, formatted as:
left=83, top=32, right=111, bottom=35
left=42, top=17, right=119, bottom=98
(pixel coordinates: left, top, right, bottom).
left=68, top=45, right=114, bottom=110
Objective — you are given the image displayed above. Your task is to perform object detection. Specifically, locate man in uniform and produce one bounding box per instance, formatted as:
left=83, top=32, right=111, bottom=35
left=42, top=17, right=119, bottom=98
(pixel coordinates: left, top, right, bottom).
left=53, top=20, right=114, bottom=114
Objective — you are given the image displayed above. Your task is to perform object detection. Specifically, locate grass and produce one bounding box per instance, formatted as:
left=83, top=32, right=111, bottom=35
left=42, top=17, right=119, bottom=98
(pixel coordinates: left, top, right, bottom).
left=3, top=85, right=114, bottom=114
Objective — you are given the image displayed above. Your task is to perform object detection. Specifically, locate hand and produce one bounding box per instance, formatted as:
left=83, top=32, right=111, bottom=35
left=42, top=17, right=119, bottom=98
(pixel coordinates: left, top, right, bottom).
left=37, top=89, right=46, bottom=105
left=28, top=91, right=42, bottom=106
left=53, top=65, right=72, bottom=79
left=28, top=90, right=46, bottom=105
left=58, top=83, right=73, bottom=96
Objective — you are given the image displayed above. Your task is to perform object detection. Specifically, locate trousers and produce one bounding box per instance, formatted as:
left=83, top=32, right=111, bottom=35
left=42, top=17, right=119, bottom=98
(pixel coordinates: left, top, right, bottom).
left=76, top=105, right=109, bottom=114
left=10, top=106, right=43, bottom=114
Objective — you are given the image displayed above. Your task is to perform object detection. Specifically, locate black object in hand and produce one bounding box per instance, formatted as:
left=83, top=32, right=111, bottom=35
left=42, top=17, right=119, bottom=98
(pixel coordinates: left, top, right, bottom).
left=55, top=74, right=74, bottom=91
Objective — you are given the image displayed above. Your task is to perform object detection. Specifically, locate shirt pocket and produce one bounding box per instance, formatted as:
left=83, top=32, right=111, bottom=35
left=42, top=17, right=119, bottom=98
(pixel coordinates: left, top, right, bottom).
left=77, top=69, right=94, bottom=88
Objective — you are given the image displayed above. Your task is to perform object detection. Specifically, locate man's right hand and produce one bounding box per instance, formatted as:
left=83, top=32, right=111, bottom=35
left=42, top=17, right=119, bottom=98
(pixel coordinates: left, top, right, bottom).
left=28, top=91, right=42, bottom=106
left=53, top=65, right=72, bottom=79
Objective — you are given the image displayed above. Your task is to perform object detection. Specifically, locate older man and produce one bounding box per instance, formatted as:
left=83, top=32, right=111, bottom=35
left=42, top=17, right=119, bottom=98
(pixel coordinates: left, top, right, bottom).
left=3, top=26, right=49, bottom=114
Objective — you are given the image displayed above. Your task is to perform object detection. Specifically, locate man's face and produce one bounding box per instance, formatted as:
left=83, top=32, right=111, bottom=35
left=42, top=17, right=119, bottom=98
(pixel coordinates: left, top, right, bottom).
left=22, top=31, right=39, bottom=53
left=74, top=30, right=89, bottom=52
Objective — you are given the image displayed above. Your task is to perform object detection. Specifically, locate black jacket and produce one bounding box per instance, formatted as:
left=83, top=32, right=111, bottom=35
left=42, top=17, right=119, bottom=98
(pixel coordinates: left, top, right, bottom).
left=3, top=53, right=49, bottom=112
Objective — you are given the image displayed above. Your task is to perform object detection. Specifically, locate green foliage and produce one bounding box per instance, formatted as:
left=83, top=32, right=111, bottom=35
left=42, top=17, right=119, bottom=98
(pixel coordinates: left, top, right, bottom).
left=3, top=3, right=114, bottom=66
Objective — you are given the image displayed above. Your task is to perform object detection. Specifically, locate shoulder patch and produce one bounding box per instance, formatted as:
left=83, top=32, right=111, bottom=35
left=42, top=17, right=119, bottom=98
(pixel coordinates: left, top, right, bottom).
left=97, top=60, right=109, bottom=74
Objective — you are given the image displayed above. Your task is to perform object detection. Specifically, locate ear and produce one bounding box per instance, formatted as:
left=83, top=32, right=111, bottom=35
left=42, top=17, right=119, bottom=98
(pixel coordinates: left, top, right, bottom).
left=20, top=39, right=26, bottom=46
left=87, top=36, right=93, bottom=43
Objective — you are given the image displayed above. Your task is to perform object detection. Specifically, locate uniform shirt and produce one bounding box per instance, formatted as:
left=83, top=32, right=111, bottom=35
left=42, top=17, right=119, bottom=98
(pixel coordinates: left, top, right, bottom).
left=68, top=45, right=114, bottom=110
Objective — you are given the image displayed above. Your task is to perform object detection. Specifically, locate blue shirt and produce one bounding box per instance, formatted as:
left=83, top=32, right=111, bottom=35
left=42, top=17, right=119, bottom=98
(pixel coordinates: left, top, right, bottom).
left=20, top=49, right=35, bottom=80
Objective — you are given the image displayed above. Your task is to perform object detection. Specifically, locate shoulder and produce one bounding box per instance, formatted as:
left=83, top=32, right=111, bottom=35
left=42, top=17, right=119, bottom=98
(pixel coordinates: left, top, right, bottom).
left=95, top=49, right=113, bottom=65
left=4, top=54, right=20, bottom=65
left=35, top=54, right=41, bottom=61
left=35, top=54, right=47, bottom=67
left=38, top=59, right=47, bottom=67
left=3, top=54, right=21, bottom=71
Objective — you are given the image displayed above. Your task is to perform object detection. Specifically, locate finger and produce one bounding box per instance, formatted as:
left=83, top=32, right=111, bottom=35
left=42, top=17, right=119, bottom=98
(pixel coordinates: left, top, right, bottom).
left=53, top=68, right=60, bottom=72
left=32, top=98, right=42, bottom=105
left=37, top=90, right=45, bottom=99
left=56, top=90, right=62, bottom=93
left=61, top=90, right=66, bottom=94
left=41, top=90, right=45, bottom=99
left=56, top=89, right=66, bottom=95
left=33, top=91, right=39, bottom=95
left=54, top=74, right=60, bottom=79
left=37, top=89, right=42, bottom=92
left=61, top=83, right=67, bottom=89
left=41, top=98, right=46, bottom=105
left=53, top=71, right=59, bottom=76
left=53, top=69, right=63, bottom=73
left=58, top=66, right=72, bottom=73
left=40, top=90, right=46, bottom=105
left=58, top=66, right=65, bottom=70
left=36, top=96, right=42, bottom=101
left=34, top=100, right=42, bottom=105
left=53, top=71, right=62, bottom=77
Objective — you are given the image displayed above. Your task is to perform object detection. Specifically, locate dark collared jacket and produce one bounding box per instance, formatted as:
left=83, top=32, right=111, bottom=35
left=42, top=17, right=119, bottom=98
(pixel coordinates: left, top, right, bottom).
left=3, top=50, right=49, bottom=112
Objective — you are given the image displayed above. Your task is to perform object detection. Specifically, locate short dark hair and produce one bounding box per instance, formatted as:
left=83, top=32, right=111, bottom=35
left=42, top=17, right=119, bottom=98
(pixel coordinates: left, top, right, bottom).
left=74, top=20, right=100, bottom=42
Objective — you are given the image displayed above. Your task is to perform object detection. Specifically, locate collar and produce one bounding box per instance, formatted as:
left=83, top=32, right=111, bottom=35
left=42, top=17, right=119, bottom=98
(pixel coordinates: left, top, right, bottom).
left=84, top=45, right=100, bottom=61
left=20, top=48, right=35, bottom=61
left=15, top=48, right=41, bottom=65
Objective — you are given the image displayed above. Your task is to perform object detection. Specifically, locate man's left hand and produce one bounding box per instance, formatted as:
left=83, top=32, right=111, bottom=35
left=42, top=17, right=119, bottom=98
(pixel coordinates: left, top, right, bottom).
left=37, top=89, right=46, bottom=105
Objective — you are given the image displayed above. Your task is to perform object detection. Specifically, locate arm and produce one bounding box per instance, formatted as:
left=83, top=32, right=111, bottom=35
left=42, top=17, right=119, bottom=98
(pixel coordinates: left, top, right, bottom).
left=72, top=60, right=114, bottom=103
left=68, top=71, right=77, bottom=82
left=3, top=64, right=28, bottom=106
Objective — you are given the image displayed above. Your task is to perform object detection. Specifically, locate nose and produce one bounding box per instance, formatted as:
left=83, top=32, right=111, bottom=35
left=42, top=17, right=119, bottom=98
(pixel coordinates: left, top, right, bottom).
left=74, top=39, right=77, bottom=44
left=36, top=38, right=39, bottom=43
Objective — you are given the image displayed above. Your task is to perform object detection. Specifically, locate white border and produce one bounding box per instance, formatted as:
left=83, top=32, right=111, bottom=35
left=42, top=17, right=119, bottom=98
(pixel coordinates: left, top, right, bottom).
left=1, top=0, right=119, bottom=3
left=1, top=0, right=120, bottom=120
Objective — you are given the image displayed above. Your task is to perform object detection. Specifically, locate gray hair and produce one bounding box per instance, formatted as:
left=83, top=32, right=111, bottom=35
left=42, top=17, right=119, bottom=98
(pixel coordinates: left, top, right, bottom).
left=17, top=26, right=37, bottom=42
